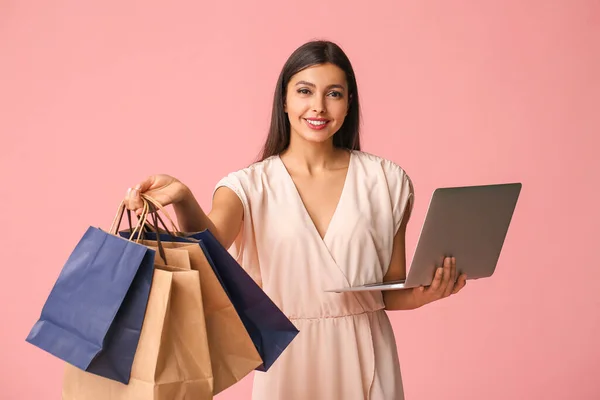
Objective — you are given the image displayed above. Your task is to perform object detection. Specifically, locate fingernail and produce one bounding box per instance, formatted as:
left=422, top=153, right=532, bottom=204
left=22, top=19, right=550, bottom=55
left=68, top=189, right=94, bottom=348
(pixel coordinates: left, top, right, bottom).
left=135, top=184, right=141, bottom=191
left=126, top=188, right=131, bottom=197
left=131, top=189, right=138, bottom=198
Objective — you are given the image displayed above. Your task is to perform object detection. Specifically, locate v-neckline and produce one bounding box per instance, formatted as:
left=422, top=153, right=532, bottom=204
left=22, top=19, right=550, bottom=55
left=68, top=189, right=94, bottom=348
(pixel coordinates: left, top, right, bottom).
left=277, top=150, right=354, bottom=243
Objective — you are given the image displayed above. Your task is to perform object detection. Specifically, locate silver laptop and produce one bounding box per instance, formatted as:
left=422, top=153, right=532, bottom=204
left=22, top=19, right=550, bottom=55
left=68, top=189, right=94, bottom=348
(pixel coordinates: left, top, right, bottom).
left=325, top=182, right=522, bottom=292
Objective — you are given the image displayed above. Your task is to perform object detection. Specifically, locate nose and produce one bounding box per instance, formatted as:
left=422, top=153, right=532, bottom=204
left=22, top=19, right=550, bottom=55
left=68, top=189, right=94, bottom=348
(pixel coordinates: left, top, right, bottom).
left=311, top=95, right=326, bottom=114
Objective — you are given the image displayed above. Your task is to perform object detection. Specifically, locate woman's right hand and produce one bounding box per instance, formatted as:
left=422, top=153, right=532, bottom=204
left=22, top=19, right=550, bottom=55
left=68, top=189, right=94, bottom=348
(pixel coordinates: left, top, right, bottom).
left=124, top=174, right=190, bottom=216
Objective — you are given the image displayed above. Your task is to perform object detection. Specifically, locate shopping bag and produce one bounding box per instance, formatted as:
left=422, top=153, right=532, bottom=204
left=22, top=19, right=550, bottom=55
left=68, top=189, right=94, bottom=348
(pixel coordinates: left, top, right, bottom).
left=63, top=246, right=214, bottom=399
left=141, top=240, right=263, bottom=394
left=192, top=230, right=300, bottom=372
left=119, top=196, right=299, bottom=372
left=26, top=199, right=156, bottom=384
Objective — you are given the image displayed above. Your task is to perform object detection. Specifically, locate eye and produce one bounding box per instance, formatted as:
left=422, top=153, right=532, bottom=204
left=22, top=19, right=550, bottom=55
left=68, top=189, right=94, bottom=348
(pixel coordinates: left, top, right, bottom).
left=297, top=88, right=311, bottom=95
left=328, top=91, right=344, bottom=98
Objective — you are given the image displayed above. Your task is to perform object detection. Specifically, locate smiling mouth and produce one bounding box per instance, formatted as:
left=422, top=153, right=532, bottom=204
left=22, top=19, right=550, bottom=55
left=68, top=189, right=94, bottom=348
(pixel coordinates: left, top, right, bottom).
left=304, top=119, right=330, bottom=130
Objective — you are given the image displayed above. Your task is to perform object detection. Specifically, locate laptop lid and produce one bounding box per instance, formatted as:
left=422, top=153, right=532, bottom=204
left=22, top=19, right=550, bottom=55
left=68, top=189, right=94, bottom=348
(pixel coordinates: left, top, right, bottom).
left=404, top=182, right=522, bottom=288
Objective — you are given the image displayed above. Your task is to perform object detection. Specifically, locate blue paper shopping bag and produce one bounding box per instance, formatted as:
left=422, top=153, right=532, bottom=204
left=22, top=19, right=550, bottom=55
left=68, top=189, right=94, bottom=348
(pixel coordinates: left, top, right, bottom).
left=27, top=221, right=155, bottom=384
left=121, top=226, right=299, bottom=372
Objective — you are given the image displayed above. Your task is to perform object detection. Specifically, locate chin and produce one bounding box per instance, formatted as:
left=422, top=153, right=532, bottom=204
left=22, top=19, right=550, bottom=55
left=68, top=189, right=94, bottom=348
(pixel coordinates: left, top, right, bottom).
left=300, top=131, right=335, bottom=144
left=294, top=124, right=338, bottom=144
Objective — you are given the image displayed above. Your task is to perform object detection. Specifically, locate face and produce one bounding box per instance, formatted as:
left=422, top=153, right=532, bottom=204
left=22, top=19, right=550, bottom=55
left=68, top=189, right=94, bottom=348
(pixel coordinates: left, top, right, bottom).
left=284, top=63, right=350, bottom=145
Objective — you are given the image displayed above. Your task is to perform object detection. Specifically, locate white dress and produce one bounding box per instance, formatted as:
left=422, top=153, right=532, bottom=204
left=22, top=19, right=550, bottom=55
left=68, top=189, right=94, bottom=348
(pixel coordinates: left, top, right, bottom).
left=215, top=150, right=414, bottom=400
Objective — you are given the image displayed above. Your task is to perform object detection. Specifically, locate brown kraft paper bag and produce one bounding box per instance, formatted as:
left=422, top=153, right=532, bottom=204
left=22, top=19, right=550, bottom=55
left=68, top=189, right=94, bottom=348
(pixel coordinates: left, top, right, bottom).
left=62, top=247, right=214, bottom=399
left=140, top=240, right=262, bottom=394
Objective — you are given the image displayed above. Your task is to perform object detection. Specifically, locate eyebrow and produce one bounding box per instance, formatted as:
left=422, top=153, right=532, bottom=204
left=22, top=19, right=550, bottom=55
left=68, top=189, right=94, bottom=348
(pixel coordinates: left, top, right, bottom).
left=295, top=80, right=346, bottom=90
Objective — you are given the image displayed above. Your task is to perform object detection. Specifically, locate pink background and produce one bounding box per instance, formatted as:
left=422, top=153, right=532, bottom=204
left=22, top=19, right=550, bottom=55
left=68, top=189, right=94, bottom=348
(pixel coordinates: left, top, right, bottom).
left=1, top=1, right=599, bottom=399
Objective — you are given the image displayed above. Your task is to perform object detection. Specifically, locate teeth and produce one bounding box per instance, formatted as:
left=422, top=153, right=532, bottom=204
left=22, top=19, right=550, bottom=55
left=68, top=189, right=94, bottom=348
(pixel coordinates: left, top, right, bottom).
left=307, top=120, right=327, bottom=126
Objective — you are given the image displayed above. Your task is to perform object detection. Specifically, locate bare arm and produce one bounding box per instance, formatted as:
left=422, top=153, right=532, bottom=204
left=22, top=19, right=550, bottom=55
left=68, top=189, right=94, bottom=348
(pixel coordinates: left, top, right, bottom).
left=173, top=185, right=243, bottom=250
left=382, top=206, right=422, bottom=311
left=383, top=204, right=468, bottom=310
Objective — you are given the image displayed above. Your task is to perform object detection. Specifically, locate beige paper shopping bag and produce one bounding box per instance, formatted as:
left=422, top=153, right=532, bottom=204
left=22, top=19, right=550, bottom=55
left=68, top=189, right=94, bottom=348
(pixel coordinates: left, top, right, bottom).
left=63, top=247, right=214, bottom=399
left=141, top=240, right=263, bottom=394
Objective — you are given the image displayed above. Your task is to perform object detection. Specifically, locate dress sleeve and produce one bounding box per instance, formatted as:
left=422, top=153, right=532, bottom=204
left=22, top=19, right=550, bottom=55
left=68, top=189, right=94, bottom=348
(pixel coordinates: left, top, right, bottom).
left=213, top=171, right=263, bottom=287
left=382, top=160, right=415, bottom=235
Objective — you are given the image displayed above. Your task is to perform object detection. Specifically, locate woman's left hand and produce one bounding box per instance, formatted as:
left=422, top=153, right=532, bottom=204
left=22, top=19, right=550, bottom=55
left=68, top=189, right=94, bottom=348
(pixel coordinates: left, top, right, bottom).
left=411, top=256, right=467, bottom=308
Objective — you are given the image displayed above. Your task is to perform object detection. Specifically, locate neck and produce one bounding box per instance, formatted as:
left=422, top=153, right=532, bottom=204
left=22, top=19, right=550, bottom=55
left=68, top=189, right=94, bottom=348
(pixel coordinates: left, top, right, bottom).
left=281, top=133, right=348, bottom=174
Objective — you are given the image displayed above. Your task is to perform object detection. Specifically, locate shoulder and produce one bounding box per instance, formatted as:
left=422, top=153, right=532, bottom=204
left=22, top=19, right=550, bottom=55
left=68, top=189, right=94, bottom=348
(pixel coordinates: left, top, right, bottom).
left=352, top=150, right=415, bottom=228
left=222, top=155, right=278, bottom=182
left=215, top=155, right=280, bottom=195
left=352, top=150, right=413, bottom=187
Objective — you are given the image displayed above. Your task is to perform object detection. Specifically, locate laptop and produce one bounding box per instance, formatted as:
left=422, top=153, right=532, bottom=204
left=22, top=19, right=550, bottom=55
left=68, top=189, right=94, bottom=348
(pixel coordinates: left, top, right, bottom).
left=325, top=182, right=522, bottom=292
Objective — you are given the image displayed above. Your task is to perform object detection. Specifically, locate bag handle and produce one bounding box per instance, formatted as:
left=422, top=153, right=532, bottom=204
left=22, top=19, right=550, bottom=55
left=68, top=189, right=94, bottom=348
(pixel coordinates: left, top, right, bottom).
left=137, top=195, right=202, bottom=244
left=108, top=197, right=169, bottom=262
left=147, top=203, right=168, bottom=263
left=109, top=198, right=149, bottom=240
left=139, top=194, right=182, bottom=236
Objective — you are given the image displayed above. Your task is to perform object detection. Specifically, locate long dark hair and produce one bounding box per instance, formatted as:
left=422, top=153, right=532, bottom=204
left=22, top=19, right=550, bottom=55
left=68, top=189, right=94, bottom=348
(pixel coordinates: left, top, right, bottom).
left=258, top=40, right=361, bottom=161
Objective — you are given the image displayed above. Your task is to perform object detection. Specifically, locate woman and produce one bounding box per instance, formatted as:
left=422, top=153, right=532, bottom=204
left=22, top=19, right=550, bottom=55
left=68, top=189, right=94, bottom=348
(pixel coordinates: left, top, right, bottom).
left=125, top=40, right=467, bottom=400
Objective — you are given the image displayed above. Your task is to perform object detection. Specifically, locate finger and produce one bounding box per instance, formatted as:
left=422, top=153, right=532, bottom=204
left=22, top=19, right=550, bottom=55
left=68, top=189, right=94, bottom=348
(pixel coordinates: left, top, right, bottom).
left=126, top=186, right=144, bottom=211
left=451, top=274, right=467, bottom=294
left=438, top=256, right=452, bottom=293
left=124, top=187, right=133, bottom=210
left=132, top=176, right=159, bottom=209
left=442, top=257, right=457, bottom=298
left=427, top=266, right=444, bottom=292
left=138, top=176, right=155, bottom=193
left=412, top=286, right=426, bottom=307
